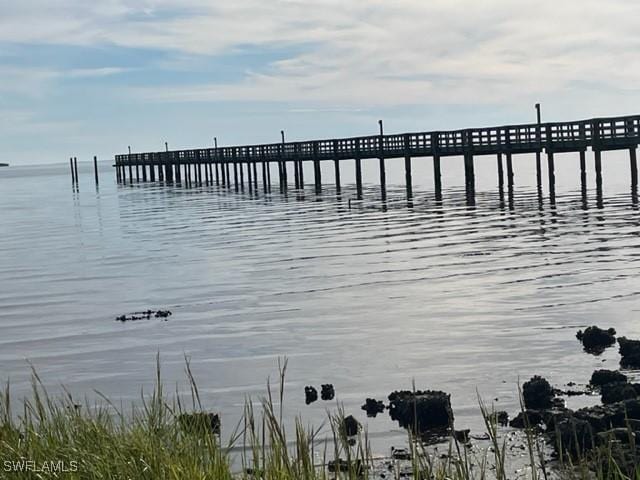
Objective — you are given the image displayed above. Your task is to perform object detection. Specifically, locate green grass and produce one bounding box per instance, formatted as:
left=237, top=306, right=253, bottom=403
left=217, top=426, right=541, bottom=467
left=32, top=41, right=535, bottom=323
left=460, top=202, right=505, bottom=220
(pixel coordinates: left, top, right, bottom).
left=0, top=357, right=637, bottom=479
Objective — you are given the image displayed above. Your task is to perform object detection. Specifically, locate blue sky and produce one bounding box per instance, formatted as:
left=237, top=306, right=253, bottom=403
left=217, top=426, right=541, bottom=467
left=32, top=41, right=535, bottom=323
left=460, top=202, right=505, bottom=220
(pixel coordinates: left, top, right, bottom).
left=2, top=0, right=639, bottom=165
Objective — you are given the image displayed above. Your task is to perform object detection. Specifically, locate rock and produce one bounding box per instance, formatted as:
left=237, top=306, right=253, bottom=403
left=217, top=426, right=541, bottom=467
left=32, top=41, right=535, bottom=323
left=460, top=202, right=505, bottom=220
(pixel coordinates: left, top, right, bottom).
left=454, top=429, right=470, bottom=444
left=618, top=337, right=640, bottom=368
left=601, top=383, right=640, bottom=404
left=390, top=447, right=411, bottom=460
left=522, top=376, right=554, bottom=410
left=548, top=414, right=595, bottom=458
left=328, top=459, right=364, bottom=474
left=590, top=369, right=628, bottom=387
left=304, top=386, right=318, bottom=405
left=361, top=398, right=385, bottom=417
left=116, top=309, right=172, bottom=322
left=388, top=390, right=453, bottom=434
left=341, top=415, right=360, bottom=437
left=576, top=326, right=616, bottom=353
left=321, top=384, right=335, bottom=401
left=494, top=411, right=509, bottom=426
left=509, top=410, right=547, bottom=429
left=177, top=412, right=220, bottom=435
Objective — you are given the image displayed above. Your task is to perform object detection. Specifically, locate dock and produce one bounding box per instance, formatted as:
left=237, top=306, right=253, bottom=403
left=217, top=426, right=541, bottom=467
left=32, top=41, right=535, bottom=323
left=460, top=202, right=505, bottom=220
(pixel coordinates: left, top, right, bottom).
left=113, top=113, right=640, bottom=203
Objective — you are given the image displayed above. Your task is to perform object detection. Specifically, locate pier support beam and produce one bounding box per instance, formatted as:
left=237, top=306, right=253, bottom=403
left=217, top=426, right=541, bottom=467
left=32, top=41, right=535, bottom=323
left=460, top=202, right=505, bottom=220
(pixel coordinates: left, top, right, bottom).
left=463, top=153, right=475, bottom=192
left=404, top=155, right=412, bottom=199
left=535, top=151, right=542, bottom=189
left=379, top=157, right=386, bottom=200
left=580, top=150, right=587, bottom=193
left=215, top=163, right=219, bottom=185
left=506, top=153, right=514, bottom=188
left=149, top=160, right=155, bottom=182
left=355, top=157, right=363, bottom=200
left=239, top=162, right=245, bottom=191
left=128, top=163, right=133, bottom=185
left=595, top=149, right=603, bottom=190
left=142, top=163, right=147, bottom=182
left=630, top=147, right=638, bottom=187
left=262, top=162, right=268, bottom=192
left=497, top=153, right=504, bottom=190
left=233, top=161, right=239, bottom=192
left=547, top=151, right=555, bottom=202
left=333, top=141, right=340, bottom=194
left=433, top=155, right=442, bottom=200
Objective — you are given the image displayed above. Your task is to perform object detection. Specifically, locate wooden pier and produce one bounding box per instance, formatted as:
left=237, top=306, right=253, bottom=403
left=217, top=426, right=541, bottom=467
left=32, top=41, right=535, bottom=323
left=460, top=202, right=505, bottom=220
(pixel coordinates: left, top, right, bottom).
left=114, top=114, right=640, bottom=201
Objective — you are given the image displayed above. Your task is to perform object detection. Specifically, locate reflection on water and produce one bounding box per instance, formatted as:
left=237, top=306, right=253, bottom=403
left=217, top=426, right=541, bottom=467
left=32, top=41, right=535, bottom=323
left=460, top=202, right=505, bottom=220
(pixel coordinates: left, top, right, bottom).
left=1, top=160, right=640, bottom=451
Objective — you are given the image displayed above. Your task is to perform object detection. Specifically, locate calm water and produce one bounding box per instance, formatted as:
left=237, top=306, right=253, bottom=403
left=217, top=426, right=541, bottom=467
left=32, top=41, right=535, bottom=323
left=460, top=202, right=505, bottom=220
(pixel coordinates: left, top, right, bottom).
left=1, top=152, right=640, bottom=451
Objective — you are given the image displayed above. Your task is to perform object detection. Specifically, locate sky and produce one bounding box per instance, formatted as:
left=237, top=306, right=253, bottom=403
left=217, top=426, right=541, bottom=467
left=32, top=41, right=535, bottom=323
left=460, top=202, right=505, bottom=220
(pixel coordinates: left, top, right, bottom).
left=1, top=0, right=640, bottom=165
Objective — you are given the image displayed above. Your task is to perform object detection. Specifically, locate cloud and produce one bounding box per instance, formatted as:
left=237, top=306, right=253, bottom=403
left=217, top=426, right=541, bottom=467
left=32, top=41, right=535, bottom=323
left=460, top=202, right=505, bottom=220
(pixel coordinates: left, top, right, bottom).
left=1, top=0, right=640, bottom=110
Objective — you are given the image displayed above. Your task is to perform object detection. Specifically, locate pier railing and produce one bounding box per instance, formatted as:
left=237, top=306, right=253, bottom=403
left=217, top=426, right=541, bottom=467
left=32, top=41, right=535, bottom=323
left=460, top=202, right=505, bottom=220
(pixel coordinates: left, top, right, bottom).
left=115, top=114, right=640, bottom=167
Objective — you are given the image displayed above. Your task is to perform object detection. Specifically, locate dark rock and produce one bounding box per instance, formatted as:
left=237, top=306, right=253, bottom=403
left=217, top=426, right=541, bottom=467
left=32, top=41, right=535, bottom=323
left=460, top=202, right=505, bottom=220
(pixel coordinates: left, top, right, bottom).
left=509, top=410, right=547, bottom=429
left=341, top=415, right=360, bottom=437
left=116, top=309, right=172, bottom=322
left=618, top=337, right=640, bottom=368
left=388, top=390, right=453, bottom=434
left=590, top=369, right=628, bottom=387
left=361, top=398, right=385, bottom=417
left=601, top=383, right=640, bottom=404
left=328, top=459, right=364, bottom=475
left=304, top=386, right=318, bottom=405
left=577, top=326, right=616, bottom=354
left=321, top=384, right=335, bottom=401
left=177, top=412, right=220, bottom=435
left=548, top=414, right=595, bottom=458
left=494, top=411, right=509, bottom=426
left=391, top=447, right=411, bottom=460
left=522, top=376, right=554, bottom=410
left=454, top=429, right=470, bottom=444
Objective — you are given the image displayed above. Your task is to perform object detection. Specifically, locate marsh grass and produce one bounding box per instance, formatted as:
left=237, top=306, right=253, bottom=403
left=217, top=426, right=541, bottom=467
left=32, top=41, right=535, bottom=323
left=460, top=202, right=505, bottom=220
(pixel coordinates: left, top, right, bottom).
left=0, top=358, right=637, bottom=479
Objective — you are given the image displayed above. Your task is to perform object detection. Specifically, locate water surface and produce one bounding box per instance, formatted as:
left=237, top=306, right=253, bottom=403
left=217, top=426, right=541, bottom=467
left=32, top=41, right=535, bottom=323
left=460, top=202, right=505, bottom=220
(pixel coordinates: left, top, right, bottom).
left=1, top=153, right=640, bottom=451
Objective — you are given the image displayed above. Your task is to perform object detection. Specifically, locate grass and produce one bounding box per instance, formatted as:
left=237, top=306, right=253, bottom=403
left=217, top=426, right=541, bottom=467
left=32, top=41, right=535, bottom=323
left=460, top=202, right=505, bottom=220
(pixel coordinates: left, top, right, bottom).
left=0, top=357, right=637, bottom=479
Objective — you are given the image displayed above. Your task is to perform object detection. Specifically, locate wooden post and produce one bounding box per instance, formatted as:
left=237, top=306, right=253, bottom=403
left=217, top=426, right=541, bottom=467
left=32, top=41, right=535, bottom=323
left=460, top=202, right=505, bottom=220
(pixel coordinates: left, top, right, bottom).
left=215, top=162, right=220, bottom=186
left=253, top=162, right=258, bottom=191
left=142, top=160, right=147, bottom=182
left=580, top=150, right=587, bottom=192
left=233, top=149, right=239, bottom=192
left=225, top=162, right=231, bottom=189
left=128, top=160, right=133, bottom=184
left=404, top=134, right=412, bottom=199
left=630, top=147, right=638, bottom=187
left=355, top=141, right=363, bottom=200
left=298, top=158, right=304, bottom=188
left=313, top=142, right=321, bottom=194
left=378, top=134, right=386, bottom=200
left=506, top=153, right=514, bottom=188
left=93, top=156, right=99, bottom=185
left=293, top=154, right=300, bottom=189
left=535, top=151, right=542, bottom=189
left=74, top=157, right=79, bottom=184
left=70, top=157, right=75, bottom=184
left=262, top=161, right=268, bottom=192
left=547, top=151, right=556, bottom=201
left=239, top=161, right=245, bottom=191
left=464, top=153, right=475, bottom=192
left=150, top=157, right=156, bottom=182
left=497, top=153, right=504, bottom=189
left=595, top=149, right=603, bottom=189
left=135, top=163, right=140, bottom=182
left=333, top=140, right=340, bottom=194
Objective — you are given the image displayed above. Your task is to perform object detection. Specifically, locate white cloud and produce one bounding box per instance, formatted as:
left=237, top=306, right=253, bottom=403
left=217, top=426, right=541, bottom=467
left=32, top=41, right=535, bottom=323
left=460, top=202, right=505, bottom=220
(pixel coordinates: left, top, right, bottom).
left=1, top=0, right=639, bottom=110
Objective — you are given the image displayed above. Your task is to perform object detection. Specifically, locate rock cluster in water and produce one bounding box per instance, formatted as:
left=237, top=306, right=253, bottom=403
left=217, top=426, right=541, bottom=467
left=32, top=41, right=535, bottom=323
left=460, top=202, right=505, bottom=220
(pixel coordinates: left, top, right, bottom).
left=576, top=325, right=616, bottom=354
left=361, top=398, right=385, bottom=417
left=116, top=309, right=172, bottom=322
left=618, top=337, right=640, bottom=367
left=388, top=390, right=453, bottom=434
left=321, top=384, right=335, bottom=401
left=304, top=386, right=318, bottom=405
